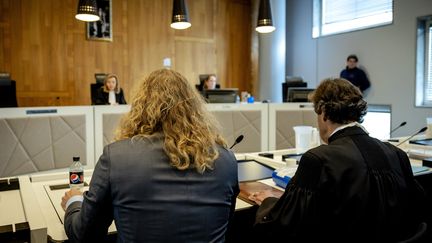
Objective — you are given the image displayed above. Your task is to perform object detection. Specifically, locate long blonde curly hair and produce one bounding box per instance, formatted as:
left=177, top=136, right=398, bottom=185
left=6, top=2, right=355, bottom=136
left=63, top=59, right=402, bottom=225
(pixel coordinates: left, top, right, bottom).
left=115, top=69, right=227, bottom=173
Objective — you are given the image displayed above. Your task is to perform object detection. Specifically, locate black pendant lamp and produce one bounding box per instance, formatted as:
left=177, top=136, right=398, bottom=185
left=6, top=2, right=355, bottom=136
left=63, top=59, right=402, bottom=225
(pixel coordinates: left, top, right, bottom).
left=256, top=0, right=275, bottom=33
left=75, top=0, right=100, bottom=22
left=171, top=0, right=191, bottom=30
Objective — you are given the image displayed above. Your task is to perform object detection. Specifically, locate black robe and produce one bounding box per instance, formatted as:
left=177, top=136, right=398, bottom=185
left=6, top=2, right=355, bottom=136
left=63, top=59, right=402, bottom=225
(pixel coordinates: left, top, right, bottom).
left=254, top=126, right=426, bottom=242
left=95, top=88, right=127, bottom=105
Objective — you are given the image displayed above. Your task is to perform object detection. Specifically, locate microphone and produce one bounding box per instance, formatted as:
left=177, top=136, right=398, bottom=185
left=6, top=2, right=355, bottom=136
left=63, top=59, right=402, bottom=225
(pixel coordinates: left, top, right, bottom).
left=390, top=121, right=407, bottom=136
left=396, top=127, right=427, bottom=147
left=229, top=135, right=244, bottom=149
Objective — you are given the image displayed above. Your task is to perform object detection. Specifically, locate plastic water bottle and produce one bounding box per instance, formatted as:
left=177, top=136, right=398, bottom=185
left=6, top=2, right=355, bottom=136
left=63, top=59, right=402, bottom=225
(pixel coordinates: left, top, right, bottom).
left=69, top=156, right=84, bottom=191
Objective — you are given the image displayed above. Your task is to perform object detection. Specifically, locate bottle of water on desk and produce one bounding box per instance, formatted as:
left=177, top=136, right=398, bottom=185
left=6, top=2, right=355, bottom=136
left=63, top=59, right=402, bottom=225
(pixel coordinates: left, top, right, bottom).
left=69, top=156, right=84, bottom=191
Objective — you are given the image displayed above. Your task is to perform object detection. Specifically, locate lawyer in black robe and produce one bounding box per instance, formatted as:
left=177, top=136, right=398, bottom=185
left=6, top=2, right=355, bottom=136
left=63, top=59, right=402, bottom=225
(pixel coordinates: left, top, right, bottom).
left=250, top=78, right=426, bottom=242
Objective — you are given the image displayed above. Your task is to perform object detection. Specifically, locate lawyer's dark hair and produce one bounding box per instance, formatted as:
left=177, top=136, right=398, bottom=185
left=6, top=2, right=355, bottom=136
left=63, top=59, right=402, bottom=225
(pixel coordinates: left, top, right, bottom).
left=309, top=78, right=367, bottom=124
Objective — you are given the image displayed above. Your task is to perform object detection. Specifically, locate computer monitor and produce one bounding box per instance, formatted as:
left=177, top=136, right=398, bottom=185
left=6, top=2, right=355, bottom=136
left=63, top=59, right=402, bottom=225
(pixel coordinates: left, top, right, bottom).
left=204, top=88, right=238, bottom=103
left=287, top=88, right=315, bottom=102
left=282, top=81, right=307, bottom=102
left=362, top=104, right=391, bottom=140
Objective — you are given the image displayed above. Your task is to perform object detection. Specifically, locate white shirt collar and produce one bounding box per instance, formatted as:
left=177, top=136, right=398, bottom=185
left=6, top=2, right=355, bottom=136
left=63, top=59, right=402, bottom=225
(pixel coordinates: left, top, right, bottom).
left=329, top=121, right=368, bottom=138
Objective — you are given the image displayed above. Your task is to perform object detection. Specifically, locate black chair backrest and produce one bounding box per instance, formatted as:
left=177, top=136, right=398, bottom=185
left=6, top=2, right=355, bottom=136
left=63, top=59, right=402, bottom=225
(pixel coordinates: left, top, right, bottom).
left=0, top=80, right=18, bottom=107
left=95, top=73, right=107, bottom=84
left=90, top=83, right=104, bottom=105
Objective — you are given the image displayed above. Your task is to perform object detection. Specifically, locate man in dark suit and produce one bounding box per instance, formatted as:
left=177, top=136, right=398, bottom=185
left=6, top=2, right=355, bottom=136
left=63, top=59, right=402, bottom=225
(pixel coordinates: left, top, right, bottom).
left=249, top=78, right=426, bottom=242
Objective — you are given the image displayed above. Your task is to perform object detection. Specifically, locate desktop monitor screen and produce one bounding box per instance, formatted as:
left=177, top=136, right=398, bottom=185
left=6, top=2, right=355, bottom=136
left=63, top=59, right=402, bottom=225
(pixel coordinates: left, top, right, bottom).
left=287, top=88, right=315, bottom=102
left=282, top=81, right=307, bottom=102
left=204, top=88, right=238, bottom=103
left=361, top=104, right=391, bottom=140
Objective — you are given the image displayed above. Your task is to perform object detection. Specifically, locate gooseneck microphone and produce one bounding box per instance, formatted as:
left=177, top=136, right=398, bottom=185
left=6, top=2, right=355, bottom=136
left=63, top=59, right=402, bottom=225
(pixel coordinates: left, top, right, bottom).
left=390, top=121, right=407, bottom=136
left=396, top=127, right=427, bottom=147
left=229, top=135, right=244, bottom=149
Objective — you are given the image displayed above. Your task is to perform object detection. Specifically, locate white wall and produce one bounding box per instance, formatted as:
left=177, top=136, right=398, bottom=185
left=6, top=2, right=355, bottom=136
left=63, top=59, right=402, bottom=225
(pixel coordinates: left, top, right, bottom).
left=286, top=0, right=432, bottom=137
left=258, top=0, right=286, bottom=103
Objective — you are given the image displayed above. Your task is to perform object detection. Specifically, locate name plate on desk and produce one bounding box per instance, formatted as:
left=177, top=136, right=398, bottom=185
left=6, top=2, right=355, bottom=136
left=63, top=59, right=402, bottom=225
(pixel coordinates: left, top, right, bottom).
left=26, top=109, right=58, bottom=115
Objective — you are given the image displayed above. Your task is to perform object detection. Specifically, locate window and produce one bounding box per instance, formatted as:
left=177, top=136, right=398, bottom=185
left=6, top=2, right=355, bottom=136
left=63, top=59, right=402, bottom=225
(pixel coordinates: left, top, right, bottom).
left=415, top=16, right=432, bottom=107
left=313, top=0, right=393, bottom=38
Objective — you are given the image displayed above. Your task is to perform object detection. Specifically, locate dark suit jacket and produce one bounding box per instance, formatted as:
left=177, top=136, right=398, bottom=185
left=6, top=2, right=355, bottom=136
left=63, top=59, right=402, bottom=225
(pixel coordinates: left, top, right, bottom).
left=254, top=126, right=426, bottom=242
left=64, top=136, right=239, bottom=243
left=94, top=88, right=127, bottom=105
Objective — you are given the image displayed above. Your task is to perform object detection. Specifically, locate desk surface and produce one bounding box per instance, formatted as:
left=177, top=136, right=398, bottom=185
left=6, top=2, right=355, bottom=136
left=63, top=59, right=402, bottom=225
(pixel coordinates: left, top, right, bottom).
left=28, top=170, right=257, bottom=241
left=0, top=190, right=26, bottom=226
left=2, top=147, right=431, bottom=242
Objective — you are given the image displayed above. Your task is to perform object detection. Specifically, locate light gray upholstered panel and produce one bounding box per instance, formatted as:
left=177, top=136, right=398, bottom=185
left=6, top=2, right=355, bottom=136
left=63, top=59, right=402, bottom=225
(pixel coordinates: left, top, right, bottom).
left=0, top=115, right=86, bottom=177
left=213, top=110, right=261, bottom=153
left=101, top=111, right=262, bottom=153
left=275, top=110, right=318, bottom=149
left=102, top=114, right=124, bottom=146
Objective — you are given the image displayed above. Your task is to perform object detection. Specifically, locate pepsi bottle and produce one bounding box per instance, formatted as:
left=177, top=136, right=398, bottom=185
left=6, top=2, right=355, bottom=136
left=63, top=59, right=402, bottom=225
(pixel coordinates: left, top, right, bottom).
left=69, top=156, right=84, bottom=190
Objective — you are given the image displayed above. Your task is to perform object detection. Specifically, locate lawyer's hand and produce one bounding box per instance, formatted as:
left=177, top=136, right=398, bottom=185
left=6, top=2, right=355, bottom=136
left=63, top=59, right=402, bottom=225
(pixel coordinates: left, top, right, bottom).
left=61, top=189, right=83, bottom=211
left=248, top=189, right=276, bottom=206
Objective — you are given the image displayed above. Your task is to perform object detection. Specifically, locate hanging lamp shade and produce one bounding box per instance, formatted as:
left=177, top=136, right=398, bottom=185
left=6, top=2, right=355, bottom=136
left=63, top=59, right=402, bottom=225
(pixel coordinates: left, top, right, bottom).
left=256, top=0, right=275, bottom=33
left=171, top=0, right=191, bottom=30
left=75, top=0, right=100, bottom=22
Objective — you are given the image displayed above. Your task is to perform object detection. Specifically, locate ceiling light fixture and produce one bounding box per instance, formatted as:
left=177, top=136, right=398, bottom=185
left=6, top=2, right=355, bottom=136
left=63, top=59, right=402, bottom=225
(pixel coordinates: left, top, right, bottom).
left=171, top=0, right=191, bottom=30
left=256, top=0, right=275, bottom=33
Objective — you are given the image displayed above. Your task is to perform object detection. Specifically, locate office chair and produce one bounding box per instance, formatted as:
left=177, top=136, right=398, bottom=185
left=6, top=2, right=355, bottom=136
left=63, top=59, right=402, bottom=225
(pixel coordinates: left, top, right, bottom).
left=397, top=222, right=427, bottom=243
left=0, top=73, right=18, bottom=107
left=90, top=73, right=107, bottom=105
left=95, top=73, right=107, bottom=84
left=90, top=83, right=104, bottom=105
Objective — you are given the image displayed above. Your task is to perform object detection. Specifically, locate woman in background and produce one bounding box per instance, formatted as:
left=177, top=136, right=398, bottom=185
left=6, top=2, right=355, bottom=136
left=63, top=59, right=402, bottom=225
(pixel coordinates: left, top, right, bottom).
left=95, top=74, right=127, bottom=105
left=203, top=74, right=217, bottom=90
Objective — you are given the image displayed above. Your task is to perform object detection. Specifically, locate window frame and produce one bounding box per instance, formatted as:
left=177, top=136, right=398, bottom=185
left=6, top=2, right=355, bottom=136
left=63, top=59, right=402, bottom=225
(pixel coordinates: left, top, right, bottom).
left=415, top=16, right=432, bottom=107
left=312, top=0, right=394, bottom=38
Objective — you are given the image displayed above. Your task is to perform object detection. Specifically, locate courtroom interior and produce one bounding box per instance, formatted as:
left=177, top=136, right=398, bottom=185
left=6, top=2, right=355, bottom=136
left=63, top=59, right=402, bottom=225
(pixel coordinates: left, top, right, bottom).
left=1, top=0, right=432, bottom=242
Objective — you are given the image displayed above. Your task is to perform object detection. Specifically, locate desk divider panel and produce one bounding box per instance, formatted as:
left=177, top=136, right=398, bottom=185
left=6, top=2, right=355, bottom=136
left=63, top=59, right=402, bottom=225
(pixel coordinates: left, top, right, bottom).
left=94, top=105, right=131, bottom=163
left=269, top=103, right=318, bottom=150
left=207, top=104, right=268, bottom=153
left=0, top=107, right=94, bottom=178
left=1, top=104, right=320, bottom=176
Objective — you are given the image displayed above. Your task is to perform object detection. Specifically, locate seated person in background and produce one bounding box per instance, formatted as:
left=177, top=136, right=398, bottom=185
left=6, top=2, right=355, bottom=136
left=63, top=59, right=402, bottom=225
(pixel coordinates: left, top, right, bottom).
left=340, top=54, right=370, bottom=92
left=204, top=74, right=217, bottom=90
left=95, top=74, right=127, bottom=105
left=248, top=78, right=426, bottom=242
left=61, top=69, right=239, bottom=242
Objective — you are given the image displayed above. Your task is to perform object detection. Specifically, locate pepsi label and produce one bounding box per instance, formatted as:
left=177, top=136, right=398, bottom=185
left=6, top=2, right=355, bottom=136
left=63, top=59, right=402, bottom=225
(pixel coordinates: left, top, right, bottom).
left=69, top=171, right=84, bottom=185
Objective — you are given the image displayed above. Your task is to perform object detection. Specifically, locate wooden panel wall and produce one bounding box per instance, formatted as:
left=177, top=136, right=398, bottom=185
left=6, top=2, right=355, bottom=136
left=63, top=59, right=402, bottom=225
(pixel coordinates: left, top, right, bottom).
left=0, top=0, right=256, bottom=107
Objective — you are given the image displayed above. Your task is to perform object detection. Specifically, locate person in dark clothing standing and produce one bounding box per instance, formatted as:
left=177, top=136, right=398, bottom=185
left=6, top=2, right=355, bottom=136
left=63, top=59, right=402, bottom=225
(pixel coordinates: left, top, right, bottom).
left=248, top=78, right=426, bottom=242
left=340, top=54, right=370, bottom=92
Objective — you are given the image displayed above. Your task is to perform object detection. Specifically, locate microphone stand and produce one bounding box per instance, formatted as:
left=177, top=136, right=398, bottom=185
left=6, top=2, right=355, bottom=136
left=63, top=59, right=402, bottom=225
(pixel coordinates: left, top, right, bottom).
left=396, top=127, right=427, bottom=147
